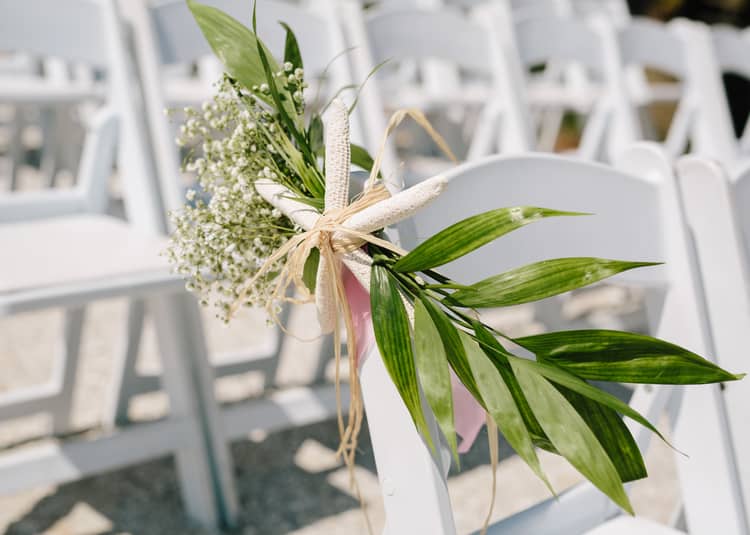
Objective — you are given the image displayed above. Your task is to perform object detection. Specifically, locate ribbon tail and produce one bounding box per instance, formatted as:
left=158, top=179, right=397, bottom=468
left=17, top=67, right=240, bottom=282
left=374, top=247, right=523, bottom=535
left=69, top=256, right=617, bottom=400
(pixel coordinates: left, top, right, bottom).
left=342, top=268, right=376, bottom=362
left=451, top=372, right=487, bottom=454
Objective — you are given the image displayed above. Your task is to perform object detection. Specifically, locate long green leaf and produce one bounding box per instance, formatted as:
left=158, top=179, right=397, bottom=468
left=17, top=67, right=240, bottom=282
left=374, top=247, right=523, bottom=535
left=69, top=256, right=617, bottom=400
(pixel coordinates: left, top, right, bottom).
left=351, top=143, right=375, bottom=173
left=392, top=207, right=585, bottom=274
left=461, top=331, right=551, bottom=490
left=418, top=297, right=480, bottom=401
left=187, top=0, right=277, bottom=103
left=556, top=385, right=647, bottom=483
left=370, top=265, right=431, bottom=448
left=302, top=248, right=319, bottom=294
left=516, top=330, right=744, bottom=384
left=449, top=258, right=659, bottom=308
left=308, top=115, right=324, bottom=155
left=472, top=322, right=552, bottom=450
left=513, top=364, right=634, bottom=514
left=414, top=298, right=458, bottom=462
left=506, top=356, right=668, bottom=445
left=251, top=3, right=307, bottom=147
left=279, top=21, right=303, bottom=70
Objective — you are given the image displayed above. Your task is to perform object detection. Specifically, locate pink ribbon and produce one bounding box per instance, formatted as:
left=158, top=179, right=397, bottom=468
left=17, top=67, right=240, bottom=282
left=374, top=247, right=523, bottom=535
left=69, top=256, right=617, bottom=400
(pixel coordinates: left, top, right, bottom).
left=343, top=268, right=486, bottom=453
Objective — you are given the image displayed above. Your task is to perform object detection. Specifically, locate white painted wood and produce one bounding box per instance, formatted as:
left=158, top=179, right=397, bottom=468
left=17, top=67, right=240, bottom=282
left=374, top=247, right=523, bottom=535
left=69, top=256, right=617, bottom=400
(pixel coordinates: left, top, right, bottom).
left=0, top=0, right=107, bottom=68
left=0, top=383, right=61, bottom=421
left=671, top=19, right=738, bottom=165
left=604, top=17, right=740, bottom=166
left=222, top=384, right=347, bottom=440
left=343, top=1, right=534, bottom=162
left=0, top=271, right=183, bottom=315
left=0, top=215, right=170, bottom=294
left=0, top=191, right=90, bottom=223
left=49, top=307, right=86, bottom=435
left=620, top=148, right=748, bottom=535
left=106, top=299, right=147, bottom=427
left=584, top=516, right=685, bottom=535
left=359, top=342, right=457, bottom=535
left=0, top=0, right=232, bottom=527
left=151, top=293, right=239, bottom=526
left=485, top=484, right=618, bottom=535
left=0, top=419, right=193, bottom=495
left=677, top=156, right=750, bottom=532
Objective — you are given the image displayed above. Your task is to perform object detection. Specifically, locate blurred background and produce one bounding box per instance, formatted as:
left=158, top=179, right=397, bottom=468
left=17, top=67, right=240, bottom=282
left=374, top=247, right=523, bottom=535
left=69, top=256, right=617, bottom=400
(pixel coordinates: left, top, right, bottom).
left=1, top=0, right=749, bottom=534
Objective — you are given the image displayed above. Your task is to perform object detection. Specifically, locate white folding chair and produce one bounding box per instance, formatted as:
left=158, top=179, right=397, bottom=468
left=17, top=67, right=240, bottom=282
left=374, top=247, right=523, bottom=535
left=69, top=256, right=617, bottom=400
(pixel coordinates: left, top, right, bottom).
left=369, top=144, right=745, bottom=534
left=676, top=155, right=750, bottom=532
left=512, top=13, right=616, bottom=161
left=604, top=17, right=737, bottom=165
left=706, top=24, right=750, bottom=163
left=0, top=42, right=103, bottom=191
left=0, top=0, right=235, bottom=528
left=507, top=0, right=629, bottom=156
left=340, top=1, right=533, bottom=170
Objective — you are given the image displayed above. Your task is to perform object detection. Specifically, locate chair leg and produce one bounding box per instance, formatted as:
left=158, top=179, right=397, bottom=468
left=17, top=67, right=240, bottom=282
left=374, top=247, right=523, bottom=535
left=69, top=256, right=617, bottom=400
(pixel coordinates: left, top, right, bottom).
left=105, top=299, right=146, bottom=428
left=8, top=106, right=24, bottom=191
left=265, top=302, right=292, bottom=387
left=50, top=306, right=85, bottom=435
left=40, top=106, right=59, bottom=187
left=314, top=333, right=334, bottom=383
left=150, top=293, right=238, bottom=529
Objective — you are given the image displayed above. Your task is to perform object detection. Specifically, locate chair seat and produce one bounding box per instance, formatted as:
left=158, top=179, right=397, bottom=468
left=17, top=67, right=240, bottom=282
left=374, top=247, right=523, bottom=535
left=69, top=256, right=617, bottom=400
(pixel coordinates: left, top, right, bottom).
left=584, top=516, right=685, bottom=535
left=0, top=214, right=180, bottom=307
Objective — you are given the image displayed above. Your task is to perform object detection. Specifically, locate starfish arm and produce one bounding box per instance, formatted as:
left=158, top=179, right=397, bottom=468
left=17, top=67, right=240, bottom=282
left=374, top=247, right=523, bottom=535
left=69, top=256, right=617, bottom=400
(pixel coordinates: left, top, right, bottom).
left=341, top=248, right=373, bottom=292
left=342, top=174, right=447, bottom=236
left=324, top=99, right=350, bottom=212
left=255, top=179, right=319, bottom=231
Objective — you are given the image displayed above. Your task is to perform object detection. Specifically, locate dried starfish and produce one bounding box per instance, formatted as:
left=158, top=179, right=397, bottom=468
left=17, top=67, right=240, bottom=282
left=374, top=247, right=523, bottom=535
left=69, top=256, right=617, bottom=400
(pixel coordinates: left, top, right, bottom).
left=254, top=98, right=447, bottom=330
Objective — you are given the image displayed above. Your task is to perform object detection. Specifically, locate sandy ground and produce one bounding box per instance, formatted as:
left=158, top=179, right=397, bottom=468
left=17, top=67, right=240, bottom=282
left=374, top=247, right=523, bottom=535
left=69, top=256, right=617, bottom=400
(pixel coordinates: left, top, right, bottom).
left=0, top=292, right=679, bottom=535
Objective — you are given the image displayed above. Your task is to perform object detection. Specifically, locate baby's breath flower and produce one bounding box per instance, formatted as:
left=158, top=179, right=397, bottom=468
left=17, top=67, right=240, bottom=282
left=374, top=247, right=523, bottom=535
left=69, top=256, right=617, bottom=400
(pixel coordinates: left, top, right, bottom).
left=166, top=75, right=316, bottom=322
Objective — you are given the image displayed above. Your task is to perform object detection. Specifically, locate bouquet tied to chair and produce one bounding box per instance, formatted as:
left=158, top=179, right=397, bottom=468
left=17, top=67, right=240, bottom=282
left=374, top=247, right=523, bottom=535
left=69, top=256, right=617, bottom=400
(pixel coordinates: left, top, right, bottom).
left=167, top=1, right=744, bottom=529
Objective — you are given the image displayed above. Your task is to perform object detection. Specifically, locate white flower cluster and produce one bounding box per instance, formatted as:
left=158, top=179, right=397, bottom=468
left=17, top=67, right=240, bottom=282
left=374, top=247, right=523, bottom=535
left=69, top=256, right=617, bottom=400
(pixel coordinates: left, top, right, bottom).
left=166, top=76, right=305, bottom=322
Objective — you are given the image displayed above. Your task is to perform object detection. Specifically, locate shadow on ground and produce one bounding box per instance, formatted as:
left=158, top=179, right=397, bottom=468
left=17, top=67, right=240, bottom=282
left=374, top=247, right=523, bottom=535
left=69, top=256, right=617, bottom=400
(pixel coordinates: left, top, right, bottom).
left=1, top=419, right=505, bottom=535
left=4, top=383, right=631, bottom=535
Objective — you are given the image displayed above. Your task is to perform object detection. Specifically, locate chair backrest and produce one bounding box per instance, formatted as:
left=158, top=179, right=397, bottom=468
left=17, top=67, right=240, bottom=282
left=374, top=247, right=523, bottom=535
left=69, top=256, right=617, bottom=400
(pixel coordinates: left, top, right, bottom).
left=127, top=0, right=369, bottom=219
left=364, top=8, right=492, bottom=72
left=387, top=144, right=745, bottom=533
left=676, top=156, right=750, bottom=532
left=512, top=14, right=614, bottom=160
left=0, top=0, right=165, bottom=233
left=711, top=25, right=750, bottom=156
left=342, top=2, right=534, bottom=164
left=606, top=18, right=737, bottom=163
left=0, top=0, right=107, bottom=69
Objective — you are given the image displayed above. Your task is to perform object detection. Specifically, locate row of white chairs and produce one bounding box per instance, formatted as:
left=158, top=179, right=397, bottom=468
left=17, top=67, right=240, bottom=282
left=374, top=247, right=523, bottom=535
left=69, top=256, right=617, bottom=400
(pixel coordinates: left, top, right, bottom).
left=2, top=0, right=750, bottom=534
left=350, top=2, right=750, bottom=170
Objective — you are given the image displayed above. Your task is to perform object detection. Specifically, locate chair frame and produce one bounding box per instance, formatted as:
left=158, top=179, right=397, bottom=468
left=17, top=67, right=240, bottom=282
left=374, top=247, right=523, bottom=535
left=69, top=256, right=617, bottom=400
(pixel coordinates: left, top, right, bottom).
left=0, top=0, right=235, bottom=528
left=371, top=144, right=746, bottom=534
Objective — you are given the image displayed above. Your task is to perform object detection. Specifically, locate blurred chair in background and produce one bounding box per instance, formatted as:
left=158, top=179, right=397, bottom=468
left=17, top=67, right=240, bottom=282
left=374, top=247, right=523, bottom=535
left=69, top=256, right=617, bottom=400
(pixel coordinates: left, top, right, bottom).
left=339, top=0, right=533, bottom=179
left=0, top=45, right=101, bottom=193
left=0, top=0, right=236, bottom=528
left=603, top=17, right=739, bottom=165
